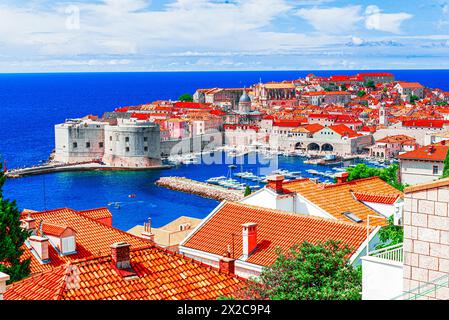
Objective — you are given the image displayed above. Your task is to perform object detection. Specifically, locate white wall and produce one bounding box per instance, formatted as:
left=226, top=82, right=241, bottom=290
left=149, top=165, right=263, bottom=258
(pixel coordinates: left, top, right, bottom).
left=362, top=256, right=404, bottom=300
left=362, top=202, right=395, bottom=218
left=400, top=159, right=444, bottom=185
left=295, top=194, right=332, bottom=219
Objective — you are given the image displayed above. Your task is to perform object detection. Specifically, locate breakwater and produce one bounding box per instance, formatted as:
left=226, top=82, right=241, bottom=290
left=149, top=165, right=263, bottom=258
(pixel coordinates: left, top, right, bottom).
left=6, top=162, right=173, bottom=178
left=155, top=176, right=244, bottom=201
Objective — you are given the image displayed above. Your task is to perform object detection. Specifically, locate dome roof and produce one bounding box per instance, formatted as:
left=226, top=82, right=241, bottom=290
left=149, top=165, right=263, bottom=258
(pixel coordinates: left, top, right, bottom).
left=239, top=92, right=251, bottom=103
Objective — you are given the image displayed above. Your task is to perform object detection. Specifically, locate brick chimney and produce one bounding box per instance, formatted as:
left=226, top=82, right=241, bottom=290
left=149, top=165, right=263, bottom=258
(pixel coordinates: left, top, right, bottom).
left=0, top=272, right=9, bottom=300
left=335, top=172, right=349, bottom=184
left=242, top=223, right=257, bottom=260
left=111, top=242, right=131, bottom=269
left=219, top=257, right=236, bottom=275
left=29, top=235, right=50, bottom=262
left=267, top=175, right=285, bottom=194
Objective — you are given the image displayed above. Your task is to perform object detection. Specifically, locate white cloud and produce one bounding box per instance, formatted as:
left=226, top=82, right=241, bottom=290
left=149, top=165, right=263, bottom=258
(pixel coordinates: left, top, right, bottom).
left=295, top=6, right=363, bottom=34
left=364, top=5, right=412, bottom=34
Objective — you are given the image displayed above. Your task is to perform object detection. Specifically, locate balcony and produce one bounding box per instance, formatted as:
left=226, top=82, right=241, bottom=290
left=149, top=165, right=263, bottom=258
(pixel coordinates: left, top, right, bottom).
left=361, top=243, right=404, bottom=300
left=369, top=243, right=403, bottom=262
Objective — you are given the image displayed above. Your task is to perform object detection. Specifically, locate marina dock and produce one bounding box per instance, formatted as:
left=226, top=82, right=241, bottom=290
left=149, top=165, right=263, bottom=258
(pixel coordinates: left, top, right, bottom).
left=5, top=162, right=173, bottom=178
left=155, top=176, right=244, bottom=202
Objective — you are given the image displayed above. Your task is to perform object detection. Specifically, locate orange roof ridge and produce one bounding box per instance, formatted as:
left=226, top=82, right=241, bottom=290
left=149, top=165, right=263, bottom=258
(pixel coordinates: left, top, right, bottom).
left=224, top=201, right=373, bottom=230
left=321, top=176, right=381, bottom=188
left=404, top=177, right=449, bottom=194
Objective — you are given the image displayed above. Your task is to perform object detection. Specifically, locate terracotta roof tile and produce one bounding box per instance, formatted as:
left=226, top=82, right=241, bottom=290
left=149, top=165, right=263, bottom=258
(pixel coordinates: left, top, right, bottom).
left=282, top=177, right=403, bottom=226
left=183, top=201, right=373, bottom=267
left=398, top=142, right=449, bottom=161
left=5, top=246, right=245, bottom=300
left=352, top=192, right=400, bottom=205
left=20, top=208, right=149, bottom=274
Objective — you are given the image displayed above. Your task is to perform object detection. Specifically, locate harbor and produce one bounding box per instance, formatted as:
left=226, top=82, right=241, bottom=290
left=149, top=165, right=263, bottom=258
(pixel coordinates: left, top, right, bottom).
left=4, top=161, right=173, bottom=178
left=155, top=176, right=244, bottom=202
left=4, top=149, right=393, bottom=230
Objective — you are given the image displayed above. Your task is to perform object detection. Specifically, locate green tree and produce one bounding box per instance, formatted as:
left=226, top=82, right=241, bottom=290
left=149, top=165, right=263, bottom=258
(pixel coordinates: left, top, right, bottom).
left=245, top=241, right=362, bottom=300
left=0, top=163, right=31, bottom=283
left=383, top=87, right=388, bottom=93
left=409, top=95, right=419, bottom=104
left=376, top=216, right=403, bottom=250
left=178, top=93, right=193, bottom=102
left=365, top=80, right=375, bottom=89
left=443, top=148, right=449, bottom=179
left=357, top=90, right=366, bottom=97
left=346, top=163, right=406, bottom=191
left=340, top=84, right=347, bottom=91
left=244, top=185, right=252, bottom=197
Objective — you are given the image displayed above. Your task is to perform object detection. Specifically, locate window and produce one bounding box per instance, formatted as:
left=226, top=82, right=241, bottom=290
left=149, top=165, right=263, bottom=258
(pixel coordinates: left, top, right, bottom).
left=86, top=142, right=90, bottom=148
left=433, top=165, right=439, bottom=175
left=125, top=137, right=130, bottom=142
left=144, top=137, right=148, bottom=142
left=73, top=142, right=77, bottom=148
left=343, top=212, right=363, bottom=223
left=109, top=136, right=112, bottom=141
left=99, top=142, right=103, bottom=148
left=126, top=147, right=130, bottom=152
left=144, top=146, right=148, bottom=152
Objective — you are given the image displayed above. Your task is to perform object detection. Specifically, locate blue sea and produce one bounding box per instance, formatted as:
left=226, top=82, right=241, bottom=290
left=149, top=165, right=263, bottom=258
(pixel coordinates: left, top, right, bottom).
left=1, top=70, right=449, bottom=230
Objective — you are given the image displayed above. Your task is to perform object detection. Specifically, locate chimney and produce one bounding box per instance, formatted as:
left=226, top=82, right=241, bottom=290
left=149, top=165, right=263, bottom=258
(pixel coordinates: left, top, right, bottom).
left=21, top=215, right=36, bottom=234
left=242, top=223, right=257, bottom=260
left=267, top=175, right=285, bottom=194
left=111, top=242, right=131, bottom=269
left=219, top=257, right=235, bottom=275
left=29, top=235, right=50, bottom=262
left=141, top=220, right=155, bottom=242
left=335, top=172, right=349, bottom=184
left=0, top=272, right=9, bottom=300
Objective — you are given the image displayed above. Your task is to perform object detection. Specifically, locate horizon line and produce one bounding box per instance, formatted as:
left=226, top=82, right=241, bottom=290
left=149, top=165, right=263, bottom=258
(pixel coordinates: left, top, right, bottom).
left=1, top=68, right=449, bottom=75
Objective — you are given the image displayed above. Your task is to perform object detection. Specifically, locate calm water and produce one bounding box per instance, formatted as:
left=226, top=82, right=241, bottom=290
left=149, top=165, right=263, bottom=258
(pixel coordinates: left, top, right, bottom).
left=1, top=70, right=448, bottom=230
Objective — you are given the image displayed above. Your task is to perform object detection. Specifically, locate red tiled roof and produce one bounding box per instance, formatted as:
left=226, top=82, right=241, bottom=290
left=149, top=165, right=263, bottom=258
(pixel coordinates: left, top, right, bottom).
left=5, top=246, right=246, bottom=300
left=20, top=208, right=150, bottom=274
left=174, top=102, right=211, bottom=109
left=358, top=72, right=394, bottom=78
left=183, top=202, right=373, bottom=267
left=397, top=82, right=424, bottom=89
left=398, top=142, right=449, bottom=161
left=352, top=192, right=400, bottom=205
left=376, top=135, right=416, bottom=144
left=305, top=123, right=325, bottom=133
left=41, top=223, right=73, bottom=237
left=77, top=207, right=112, bottom=223
left=273, top=120, right=302, bottom=127
left=130, top=113, right=150, bottom=120
left=282, top=177, right=403, bottom=226
left=402, top=120, right=448, bottom=128
left=328, top=124, right=361, bottom=138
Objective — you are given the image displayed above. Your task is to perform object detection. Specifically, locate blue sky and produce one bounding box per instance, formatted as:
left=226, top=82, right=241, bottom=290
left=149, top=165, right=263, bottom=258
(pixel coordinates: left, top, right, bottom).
left=1, top=0, right=449, bottom=72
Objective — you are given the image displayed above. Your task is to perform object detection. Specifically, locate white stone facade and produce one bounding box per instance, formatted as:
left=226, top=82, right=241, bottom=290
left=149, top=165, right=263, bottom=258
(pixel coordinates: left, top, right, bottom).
left=54, top=118, right=161, bottom=167
left=400, top=159, right=444, bottom=185
left=54, top=119, right=105, bottom=163
left=103, top=119, right=161, bottom=167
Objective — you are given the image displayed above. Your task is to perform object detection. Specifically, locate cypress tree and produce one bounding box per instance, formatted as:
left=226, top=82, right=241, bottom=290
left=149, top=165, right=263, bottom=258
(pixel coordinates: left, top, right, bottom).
left=0, top=163, right=31, bottom=283
left=244, top=185, right=252, bottom=197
